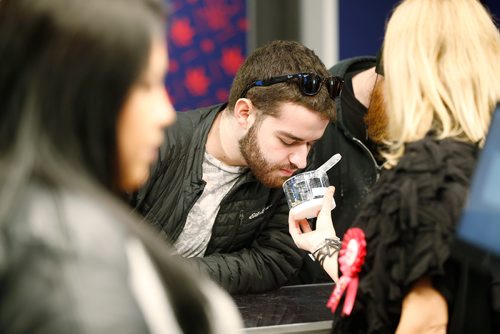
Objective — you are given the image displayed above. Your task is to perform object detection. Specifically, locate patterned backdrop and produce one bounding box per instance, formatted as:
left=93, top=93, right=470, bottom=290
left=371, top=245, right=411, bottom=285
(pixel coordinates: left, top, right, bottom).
left=166, top=0, right=247, bottom=111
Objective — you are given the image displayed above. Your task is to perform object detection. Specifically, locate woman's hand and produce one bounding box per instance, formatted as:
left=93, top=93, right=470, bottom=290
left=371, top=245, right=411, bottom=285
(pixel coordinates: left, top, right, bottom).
left=288, top=186, right=337, bottom=253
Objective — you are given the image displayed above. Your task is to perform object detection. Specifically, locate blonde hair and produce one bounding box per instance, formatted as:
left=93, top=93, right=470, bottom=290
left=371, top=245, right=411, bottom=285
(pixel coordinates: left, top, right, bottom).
left=382, top=0, right=500, bottom=167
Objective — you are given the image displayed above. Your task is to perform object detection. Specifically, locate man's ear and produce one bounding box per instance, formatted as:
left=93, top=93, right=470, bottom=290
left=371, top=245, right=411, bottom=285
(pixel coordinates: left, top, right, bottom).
left=233, top=98, right=257, bottom=129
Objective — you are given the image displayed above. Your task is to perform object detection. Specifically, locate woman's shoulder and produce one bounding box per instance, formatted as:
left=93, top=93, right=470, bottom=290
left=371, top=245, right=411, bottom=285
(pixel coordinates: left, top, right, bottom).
left=367, top=138, right=478, bottom=211
left=0, top=182, right=150, bottom=333
left=5, top=182, right=130, bottom=258
left=396, top=137, right=478, bottom=175
left=359, top=137, right=478, bottom=231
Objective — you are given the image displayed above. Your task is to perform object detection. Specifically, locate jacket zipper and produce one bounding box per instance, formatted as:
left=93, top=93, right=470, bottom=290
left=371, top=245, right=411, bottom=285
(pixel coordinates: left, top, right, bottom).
left=226, top=210, right=244, bottom=247
left=351, top=137, right=383, bottom=180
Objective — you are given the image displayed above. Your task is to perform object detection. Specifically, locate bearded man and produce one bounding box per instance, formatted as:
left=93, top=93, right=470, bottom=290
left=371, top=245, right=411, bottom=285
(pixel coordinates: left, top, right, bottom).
left=131, top=40, right=340, bottom=294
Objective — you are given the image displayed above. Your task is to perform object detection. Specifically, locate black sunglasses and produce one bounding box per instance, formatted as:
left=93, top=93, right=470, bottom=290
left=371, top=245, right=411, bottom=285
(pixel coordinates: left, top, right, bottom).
left=239, top=73, right=344, bottom=100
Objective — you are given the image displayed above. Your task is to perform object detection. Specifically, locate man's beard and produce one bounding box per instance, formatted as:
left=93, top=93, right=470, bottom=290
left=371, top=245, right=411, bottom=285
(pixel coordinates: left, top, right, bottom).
left=364, top=78, right=388, bottom=144
left=239, top=123, right=298, bottom=188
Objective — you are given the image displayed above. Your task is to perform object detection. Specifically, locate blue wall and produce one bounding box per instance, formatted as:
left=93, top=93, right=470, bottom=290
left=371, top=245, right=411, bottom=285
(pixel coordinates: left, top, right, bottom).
left=338, top=0, right=398, bottom=60
left=338, top=0, right=500, bottom=60
left=484, top=0, right=500, bottom=24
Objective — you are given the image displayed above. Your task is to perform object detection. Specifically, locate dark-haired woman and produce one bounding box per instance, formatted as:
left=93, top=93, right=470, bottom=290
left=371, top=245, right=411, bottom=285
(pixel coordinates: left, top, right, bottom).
left=0, top=0, right=242, bottom=332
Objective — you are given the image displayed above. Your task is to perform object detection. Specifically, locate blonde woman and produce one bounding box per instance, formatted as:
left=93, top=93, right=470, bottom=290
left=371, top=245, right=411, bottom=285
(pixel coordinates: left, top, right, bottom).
left=289, top=0, right=500, bottom=333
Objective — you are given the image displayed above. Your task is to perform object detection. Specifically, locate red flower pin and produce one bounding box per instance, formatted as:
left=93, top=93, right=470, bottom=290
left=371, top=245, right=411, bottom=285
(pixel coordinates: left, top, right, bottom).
left=326, top=227, right=366, bottom=316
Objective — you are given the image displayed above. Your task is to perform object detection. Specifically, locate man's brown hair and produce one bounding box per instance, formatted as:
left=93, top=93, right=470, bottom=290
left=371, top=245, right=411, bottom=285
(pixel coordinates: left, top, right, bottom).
left=227, top=40, right=335, bottom=120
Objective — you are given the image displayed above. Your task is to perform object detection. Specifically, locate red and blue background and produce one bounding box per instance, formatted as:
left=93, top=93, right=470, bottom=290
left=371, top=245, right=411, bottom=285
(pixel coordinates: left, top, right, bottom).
left=165, top=0, right=247, bottom=111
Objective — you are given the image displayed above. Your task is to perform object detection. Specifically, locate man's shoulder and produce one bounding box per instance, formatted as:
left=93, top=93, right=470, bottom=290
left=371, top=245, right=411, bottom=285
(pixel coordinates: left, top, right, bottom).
left=175, top=103, right=226, bottom=125
left=329, top=56, right=376, bottom=78
left=165, top=103, right=225, bottom=142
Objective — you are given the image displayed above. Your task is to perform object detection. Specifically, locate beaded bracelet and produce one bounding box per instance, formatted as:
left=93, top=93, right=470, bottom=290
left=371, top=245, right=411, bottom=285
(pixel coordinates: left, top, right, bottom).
left=312, top=237, right=342, bottom=266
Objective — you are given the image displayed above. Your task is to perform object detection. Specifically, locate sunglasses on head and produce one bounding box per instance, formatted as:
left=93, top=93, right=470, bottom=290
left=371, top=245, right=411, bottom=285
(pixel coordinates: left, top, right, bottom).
left=239, top=73, right=344, bottom=100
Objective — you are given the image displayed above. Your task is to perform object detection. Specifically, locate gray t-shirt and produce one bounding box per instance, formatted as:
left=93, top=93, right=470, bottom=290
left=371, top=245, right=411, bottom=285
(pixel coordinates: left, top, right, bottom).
left=174, top=152, right=247, bottom=257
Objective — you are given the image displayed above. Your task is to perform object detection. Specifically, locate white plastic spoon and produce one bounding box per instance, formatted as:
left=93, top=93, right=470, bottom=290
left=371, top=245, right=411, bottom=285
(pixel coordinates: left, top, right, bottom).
left=316, top=153, right=342, bottom=175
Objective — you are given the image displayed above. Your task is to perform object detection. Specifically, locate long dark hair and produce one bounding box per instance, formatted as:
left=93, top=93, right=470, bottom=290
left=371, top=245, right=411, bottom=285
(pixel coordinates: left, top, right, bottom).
left=0, top=0, right=211, bottom=332
left=0, top=0, right=157, bottom=191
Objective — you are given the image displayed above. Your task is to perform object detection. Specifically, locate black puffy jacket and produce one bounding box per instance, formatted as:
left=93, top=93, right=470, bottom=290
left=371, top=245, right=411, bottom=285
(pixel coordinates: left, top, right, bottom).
left=132, top=104, right=303, bottom=294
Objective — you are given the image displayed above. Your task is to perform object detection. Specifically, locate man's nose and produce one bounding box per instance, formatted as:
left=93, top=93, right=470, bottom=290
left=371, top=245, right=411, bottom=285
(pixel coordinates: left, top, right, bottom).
left=288, top=143, right=309, bottom=169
